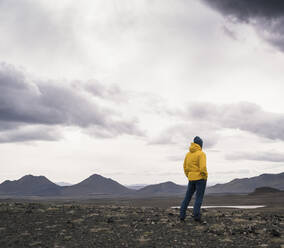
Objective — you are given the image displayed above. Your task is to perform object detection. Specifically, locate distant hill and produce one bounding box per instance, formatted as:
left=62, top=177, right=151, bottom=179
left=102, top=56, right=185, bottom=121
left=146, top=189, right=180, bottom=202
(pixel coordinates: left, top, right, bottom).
left=0, top=175, right=61, bottom=196
left=61, top=174, right=134, bottom=196
left=1, top=172, right=283, bottom=197
left=136, top=181, right=187, bottom=196
left=207, top=172, right=284, bottom=194
left=249, top=187, right=281, bottom=195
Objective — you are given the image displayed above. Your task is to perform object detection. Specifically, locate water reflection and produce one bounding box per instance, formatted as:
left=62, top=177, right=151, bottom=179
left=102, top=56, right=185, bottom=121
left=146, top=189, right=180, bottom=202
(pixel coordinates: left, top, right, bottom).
left=171, top=205, right=265, bottom=209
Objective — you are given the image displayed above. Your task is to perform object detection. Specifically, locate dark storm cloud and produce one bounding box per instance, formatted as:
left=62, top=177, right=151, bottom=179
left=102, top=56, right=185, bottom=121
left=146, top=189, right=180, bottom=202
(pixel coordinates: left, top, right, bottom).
left=226, top=151, right=284, bottom=163
left=0, top=62, right=142, bottom=142
left=186, top=102, right=284, bottom=141
left=0, top=121, right=19, bottom=131
left=202, top=0, right=284, bottom=21
left=0, top=126, right=61, bottom=143
left=202, top=0, right=284, bottom=51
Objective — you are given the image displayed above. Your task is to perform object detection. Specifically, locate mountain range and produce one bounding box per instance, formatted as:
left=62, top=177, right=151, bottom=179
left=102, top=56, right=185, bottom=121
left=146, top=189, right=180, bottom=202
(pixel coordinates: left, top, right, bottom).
left=0, top=172, right=283, bottom=198
left=206, top=172, right=284, bottom=194
left=0, top=175, right=61, bottom=196
left=136, top=181, right=186, bottom=196
left=61, top=174, right=133, bottom=196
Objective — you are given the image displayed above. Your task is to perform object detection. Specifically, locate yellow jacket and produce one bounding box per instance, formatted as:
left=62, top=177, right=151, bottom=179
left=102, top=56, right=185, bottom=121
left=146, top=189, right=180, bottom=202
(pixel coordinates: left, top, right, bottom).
left=183, top=143, right=208, bottom=181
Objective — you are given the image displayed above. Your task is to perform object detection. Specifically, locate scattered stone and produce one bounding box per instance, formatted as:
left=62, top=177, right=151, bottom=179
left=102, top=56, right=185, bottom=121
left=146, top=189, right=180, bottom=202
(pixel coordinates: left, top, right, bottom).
left=72, top=218, right=84, bottom=224
left=64, top=235, right=72, bottom=241
left=220, top=238, right=233, bottom=243
left=90, top=227, right=110, bottom=232
left=0, top=201, right=283, bottom=247
left=24, top=209, right=33, bottom=214
left=160, top=218, right=168, bottom=223
left=232, top=218, right=247, bottom=223
left=88, top=213, right=99, bottom=217
left=47, top=207, right=59, bottom=211
left=38, top=208, right=46, bottom=213
left=107, top=217, right=114, bottom=223
left=138, top=236, right=150, bottom=242
left=29, top=241, right=42, bottom=246
left=20, top=231, right=30, bottom=236
left=270, top=229, right=281, bottom=237
left=46, top=224, right=57, bottom=229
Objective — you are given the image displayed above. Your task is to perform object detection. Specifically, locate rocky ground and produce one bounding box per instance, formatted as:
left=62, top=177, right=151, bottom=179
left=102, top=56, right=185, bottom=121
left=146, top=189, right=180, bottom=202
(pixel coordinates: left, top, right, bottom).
left=0, top=201, right=283, bottom=248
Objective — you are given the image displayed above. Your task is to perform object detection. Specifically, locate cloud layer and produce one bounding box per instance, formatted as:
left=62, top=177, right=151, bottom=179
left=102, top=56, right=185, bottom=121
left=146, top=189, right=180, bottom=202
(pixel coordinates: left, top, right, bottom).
left=150, top=102, right=284, bottom=153
left=0, top=62, right=142, bottom=142
left=202, top=0, right=284, bottom=51
left=186, top=102, right=284, bottom=141
left=0, top=125, right=61, bottom=143
left=149, top=122, right=219, bottom=149
left=226, top=151, right=284, bottom=163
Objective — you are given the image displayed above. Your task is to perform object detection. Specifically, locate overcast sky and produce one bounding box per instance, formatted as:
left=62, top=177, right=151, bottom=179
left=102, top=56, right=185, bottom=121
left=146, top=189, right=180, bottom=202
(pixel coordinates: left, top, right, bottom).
left=0, top=0, right=284, bottom=186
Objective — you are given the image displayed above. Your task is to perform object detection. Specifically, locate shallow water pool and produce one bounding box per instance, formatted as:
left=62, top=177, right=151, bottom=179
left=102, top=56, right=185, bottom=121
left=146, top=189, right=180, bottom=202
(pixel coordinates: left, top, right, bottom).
left=171, top=205, right=266, bottom=209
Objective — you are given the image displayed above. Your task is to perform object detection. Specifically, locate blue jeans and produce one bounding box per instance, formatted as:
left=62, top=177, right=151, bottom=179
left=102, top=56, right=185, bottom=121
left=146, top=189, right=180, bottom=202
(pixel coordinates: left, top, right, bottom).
left=180, top=179, right=207, bottom=220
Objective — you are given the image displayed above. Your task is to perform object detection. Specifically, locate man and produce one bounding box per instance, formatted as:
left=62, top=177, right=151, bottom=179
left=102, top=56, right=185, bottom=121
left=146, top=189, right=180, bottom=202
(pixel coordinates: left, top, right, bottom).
left=180, top=136, right=208, bottom=222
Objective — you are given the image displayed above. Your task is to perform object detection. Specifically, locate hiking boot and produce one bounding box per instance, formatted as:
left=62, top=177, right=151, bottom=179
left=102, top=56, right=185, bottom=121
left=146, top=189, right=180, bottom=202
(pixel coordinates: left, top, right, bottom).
left=179, top=217, right=185, bottom=222
left=193, top=217, right=201, bottom=222
left=194, top=218, right=207, bottom=225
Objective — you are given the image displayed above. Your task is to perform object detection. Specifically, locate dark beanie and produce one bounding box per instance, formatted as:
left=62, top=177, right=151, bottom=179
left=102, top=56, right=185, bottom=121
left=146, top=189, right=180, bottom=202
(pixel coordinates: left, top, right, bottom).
left=194, top=136, right=203, bottom=148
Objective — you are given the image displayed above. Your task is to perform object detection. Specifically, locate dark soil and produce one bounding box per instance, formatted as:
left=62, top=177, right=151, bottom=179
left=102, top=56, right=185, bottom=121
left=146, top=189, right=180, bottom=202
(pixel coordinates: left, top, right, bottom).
left=0, top=201, right=283, bottom=248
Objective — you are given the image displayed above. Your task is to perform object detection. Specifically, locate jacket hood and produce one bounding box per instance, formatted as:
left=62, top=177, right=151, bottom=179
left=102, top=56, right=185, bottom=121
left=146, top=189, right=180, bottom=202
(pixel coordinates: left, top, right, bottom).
left=189, top=142, right=202, bottom=153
